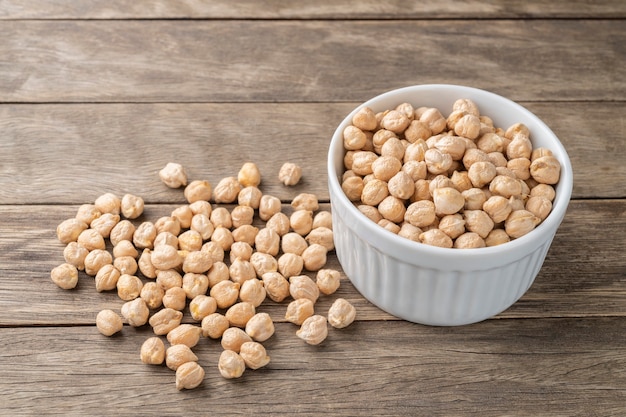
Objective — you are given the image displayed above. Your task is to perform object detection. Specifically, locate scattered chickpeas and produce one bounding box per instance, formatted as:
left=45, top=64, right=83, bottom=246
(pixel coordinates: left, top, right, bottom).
left=121, top=298, right=150, bottom=327
left=159, top=162, right=188, bottom=188
left=166, top=344, right=198, bottom=371
left=218, top=350, right=246, bottom=379
left=278, top=162, right=302, bottom=186
left=238, top=162, right=262, bottom=187
left=239, top=341, right=270, bottom=370
left=176, top=362, right=205, bottom=390
left=316, top=269, right=341, bottom=295
left=245, top=312, right=275, bottom=342
left=285, top=298, right=315, bottom=325
left=140, top=337, right=166, bottom=365
left=201, top=313, right=230, bottom=339
left=328, top=298, right=357, bottom=329
left=96, top=309, right=123, bottom=336
left=50, top=262, right=79, bottom=290
left=149, top=308, right=184, bottom=336
left=167, top=324, right=202, bottom=348
left=121, top=194, right=144, bottom=219
left=296, top=315, right=328, bottom=345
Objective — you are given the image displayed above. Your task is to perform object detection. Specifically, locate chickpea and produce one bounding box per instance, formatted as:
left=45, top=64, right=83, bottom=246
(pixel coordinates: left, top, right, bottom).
left=380, top=109, right=410, bottom=133
left=278, top=253, right=304, bottom=278
left=279, top=161, right=304, bottom=186
left=419, top=107, right=447, bottom=134
left=483, top=195, right=512, bottom=224
left=463, top=210, right=495, bottom=239
left=239, top=341, right=271, bottom=370
left=116, top=274, right=143, bottom=301
left=238, top=162, right=262, bottom=187
left=210, top=280, right=240, bottom=309
left=133, top=221, right=157, bottom=249
left=424, top=148, right=453, bottom=175
left=84, top=249, right=113, bottom=276
left=112, top=239, right=138, bottom=259
left=328, top=298, right=357, bottom=329
left=151, top=244, right=182, bottom=270
left=506, top=134, right=533, bottom=160
left=159, top=162, right=188, bottom=188
left=468, top=161, right=497, bottom=188
left=182, top=272, right=209, bottom=299
left=343, top=125, right=367, bottom=150
left=291, top=193, right=319, bottom=212
left=183, top=180, right=211, bottom=204
left=419, top=229, right=453, bottom=248
left=149, top=308, right=183, bottom=335
left=259, top=194, right=282, bottom=221
left=411, top=179, right=431, bottom=202
left=488, top=151, right=509, bottom=168
left=77, top=228, right=106, bottom=251
left=454, top=232, right=486, bottom=249
left=530, top=183, right=556, bottom=202
left=140, top=281, right=164, bottom=309
left=265, top=212, right=291, bottom=237
left=218, top=350, right=246, bottom=379
left=380, top=137, right=406, bottom=161
left=229, top=258, right=256, bottom=284
left=121, top=298, right=150, bottom=327
left=285, top=298, right=315, bottom=325
left=301, top=243, right=328, bottom=272
left=140, top=337, right=165, bottom=365
left=63, top=242, right=89, bottom=271
left=404, top=200, right=436, bottom=228
left=114, top=255, right=138, bottom=276
left=507, top=157, right=531, bottom=180
left=221, top=327, right=253, bottom=352
left=360, top=179, right=388, bottom=206
left=351, top=151, right=378, bottom=176
left=189, top=200, right=213, bottom=218
left=358, top=205, right=383, bottom=223
left=96, top=309, right=123, bottom=336
left=207, top=261, right=230, bottom=288
left=453, top=114, right=481, bottom=139
left=432, top=187, right=465, bottom=216
left=239, top=278, right=267, bottom=307
left=530, top=155, right=561, bottom=184
left=342, top=176, right=364, bottom=202
left=211, top=227, right=234, bottom=251
left=50, top=263, right=79, bottom=290
left=403, top=140, right=429, bottom=164
left=75, top=204, right=101, bottom=225
left=398, top=223, right=423, bottom=242
left=387, top=171, right=415, bottom=200
left=305, top=226, right=334, bottom=251
left=313, top=212, right=333, bottom=230
left=250, top=252, right=278, bottom=278
left=404, top=120, right=431, bottom=143
left=378, top=219, right=401, bottom=234
left=201, top=313, right=230, bottom=339
left=238, top=186, right=262, bottom=209
left=167, top=324, right=202, bottom=348
left=531, top=147, right=554, bottom=161
left=188, top=295, right=217, bottom=321
left=462, top=188, right=488, bottom=210
left=245, top=312, right=275, bottom=342
left=352, top=106, right=377, bottom=131
left=90, top=213, right=120, bottom=238
left=201, top=241, right=225, bottom=263
left=138, top=249, right=156, bottom=279
left=119, top=193, right=144, bottom=219
left=485, top=228, right=511, bottom=247
left=109, top=219, right=136, bottom=246
left=183, top=250, right=213, bottom=274
left=162, top=286, right=187, bottom=311
left=171, top=205, right=193, bottom=229
left=281, top=232, right=308, bottom=256
left=296, top=315, right=328, bottom=345
left=94, top=192, right=121, bottom=215
left=316, top=269, right=341, bottom=295
left=165, top=344, right=198, bottom=371
left=155, top=268, right=182, bottom=291
left=231, top=205, right=255, bottom=228
left=94, top=264, right=121, bottom=292
left=290, top=210, right=314, bottom=236
left=231, top=224, right=259, bottom=246
left=176, top=362, right=205, bottom=391
left=505, top=210, right=540, bottom=239
left=230, top=241, right=254, bottom=262
left=372, top=129, right=396, bottom=152
left=438, top=214, right=465, bottom=239
left=462, top=148, right=490, bottom=169
left=449, top=171, right=472, bottom=193
left=289, top=274, right=320, bottom=303
left=261, top=271, right=290, bottom=303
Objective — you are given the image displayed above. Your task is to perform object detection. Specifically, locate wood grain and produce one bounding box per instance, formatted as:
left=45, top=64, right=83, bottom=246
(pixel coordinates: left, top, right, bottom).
left=0, top=20, right=623, bottom=103
left=1, top=0, right=625, bottom=19
left=0, top=319, right=624, bottom=416
left=0, top=102, right=623, bottom=204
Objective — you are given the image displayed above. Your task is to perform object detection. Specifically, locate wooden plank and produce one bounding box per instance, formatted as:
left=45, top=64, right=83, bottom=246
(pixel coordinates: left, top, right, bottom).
left=1, top=0, right=625, bottom=19
left=0, top=318, right=624, bottom=416
left=1, top=200, right=625, bottom=326
left=0, top=20, right=624, bottom=103
left=0, top=102, right=623, bottom=204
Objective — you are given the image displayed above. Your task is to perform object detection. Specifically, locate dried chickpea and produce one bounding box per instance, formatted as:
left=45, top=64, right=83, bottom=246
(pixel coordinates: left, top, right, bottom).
left=155, top=268, right=182, bottom=291
left=210, top=280, right=240, bottom=309
left=225, top=302, right=256, bottom=328
left=531, top=147, right=554, bottom=161
left=468, top=161, right=497, bottom=188
left=171, top=205, right=193, bottom=229
left=133, top=221, right=157, bottom=249
left=230, top=241, right=253, bottom=263
left=525, top=196, right=552, bottom=221
left=485, top=229, right=511, bottom=247
left=90, top=213, right=120, bottom=238
left=530, top=156, right=561, bottom=184
left=209, top=207, right=232, bottom=229
left=297, top=315, right=328, bottom=345
left=250, top=252, right=278, bottom=278
left=489, top=175, right=523, bottom=198
left=424, top=148, right=453, bottom=175
left=314, top=211, right=334, bottom=229
left=231, top=225, right=259, bottom=246
left=96, top=309, right=123, bottom=336
left=77, top=228, right=106, bottom=251
left=261, top=271, right=290, bottom=303
left=149, top=308, right=183, bottom=335
left=188, top=294, right=217, bottom=321
left=176, top=361, right=204, bottom=391
left=155, top=216, right=181, bottom=237
left=238, top=162, right=262, bottom=187
left=380, top=137, right=406, bottom=161
left=114, top=255, right=138, bottom=276
left=202, top=241, right=225, bottom=263
left=109, top=219, right=135, bottom=246
left=162, top=286, right=187, bottom=311
left=398, top=223, right=423, bottom=242
left=150, top=244, right=182, bottom=270
left=140, top=337, right=165, bottom=365
left=372, top=155, right=402, bottom=182
left=221, top=327, right=253, bottom=352
left=419, top=229, right=453, bottom=248
left=259, top=194, right=282, bottom=221
left=505, top=210, right=540, bottom=239
left=463, top=210, right=495, bottom=239
left=239, top=341, right=271, bottom=370
left=292, top=193, right=319, bottom=212
left=290, top=210, right=314, bottom=236
left=189, top=200, right=213, bottom=218
left=159, top=162, right=187, bottom=188
left=165, top=344, right=198, bottom=371
left=183, top=180, right=212, bottom=204
left=358, top=204, right=383, bottom=223
left=507, top=158, right=531, bottom=180
left=63, top=242, right=89, bottom=271
left=507, top=134, right=533, bottom=159
left=112, top=239, right=138, bottom=259
left=404, top=120, right=431, bottom=143
left=266, top=212, right=291, bottom=237
left=95, top=264, right=121, bottom=292
left=281, top=232, right=308, bottom=256
left=352, top=106, right=377, bottom=131
left=116, top=274, right=143, bottom=301
left=378, top=219, right=401, bottom=234
left=278, top=162, right=303, bottom=186
left=316, top=269, right=341, bottom=295
left=183, top=251, right=213, bottom=274
left=75, top=204, right=101, bottom=225
left=387, top=171, right=415, bottom=200
left=462, top=188, right=488, bottom=210
left=403, top=140, right=429, bottom=163
left=404, top=200, right=436, bottom=228
left=530, top=183, right=556, bottom=202
left=153, top=232, right=178, bottom=249
left=328, top=298, right=357, bottom=329
left=211, top=227, right=234, bottom=251
left=289, top=274, right=320, bottom=303
left=189, top=214, right=214, bottom=241
left=231, top=205, right=255, bottom=228
left=432, top=187, right=465, bottom=216
left=206, top=261, right=229, bottom=288
left=167, top=324, right=202, bottom=348
left=119, top=193, right=144, bottom=219
left=419, top=108, right=447, bottom=134
left=463, top=148, right=491, bottom=169
left=239, top=279, right=267, bottom=307
left=181, top=272, right=209, bottom=299
left=218, top=350, right=246, bottom=379
left=84, top=249, right=113, bottom=276
left=94, top=192, right=121, bottom=215
left=50, top=263, right=79, bottom=290
left=342, top=176, right=364, bottom=202
left=121, top=298, right=150, bottom=327
left=278, top=253, right=304, bottom=278
left=488, top=151, right=509, bottom=168
left=453, top=114, right=481, bottom=139
left=140, top=281, right=164, bottom=309
left=454, top=232, right=486, bottom=249
left=285, top=298, right=315, bottom=325
left=359, top=179, right=387, bottom=207
left=253, top=229, right=279, bottom=257
left=201, top=313, right=230, bottom=339
left=343, top=125, right=367, bottom=150
left=305, top=226, right=334, bottom=251
left=213, top=177, right=241, bottom=203
left=301, top=243, right=328, bottom=272
left=245, top=312, right=275, bottom=343
left=351, top=151, right=378, bottom=176
left=229, top=258, right=256, bottom=284
left=483, top=195, right=512, bottom=224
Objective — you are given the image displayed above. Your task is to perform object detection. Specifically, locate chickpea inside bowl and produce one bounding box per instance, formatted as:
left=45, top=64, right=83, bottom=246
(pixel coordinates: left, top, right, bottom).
left=327, top=84, right=573, bottom=326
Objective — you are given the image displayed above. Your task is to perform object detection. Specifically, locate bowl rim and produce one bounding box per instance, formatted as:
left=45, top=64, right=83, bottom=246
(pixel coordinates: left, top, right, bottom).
left=327, top=84, right=574, bottom=267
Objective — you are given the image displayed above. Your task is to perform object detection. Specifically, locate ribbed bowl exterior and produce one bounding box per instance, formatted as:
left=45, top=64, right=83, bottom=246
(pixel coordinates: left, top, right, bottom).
left=327, top=84, right=573, bottom=326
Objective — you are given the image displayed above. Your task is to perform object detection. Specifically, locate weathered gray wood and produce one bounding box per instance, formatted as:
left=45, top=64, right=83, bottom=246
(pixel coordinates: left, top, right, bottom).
left=0, top=102, right=623, bottom=204
left=1, top=0, right=624, bottom=19
left=0, top=20, right=623, bottom=103
left=0, top=319, right=624, bottom=416
left=1, top=200, right=624, bottom=326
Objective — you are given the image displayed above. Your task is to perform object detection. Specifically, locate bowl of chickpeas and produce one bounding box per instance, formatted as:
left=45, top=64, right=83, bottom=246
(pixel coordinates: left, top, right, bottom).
left=327, top=84, right=573, bottom=326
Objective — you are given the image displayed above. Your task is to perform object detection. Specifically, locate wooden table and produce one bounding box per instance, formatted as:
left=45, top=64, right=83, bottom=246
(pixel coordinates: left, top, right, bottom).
left=1, top=2, right=625, bottom=416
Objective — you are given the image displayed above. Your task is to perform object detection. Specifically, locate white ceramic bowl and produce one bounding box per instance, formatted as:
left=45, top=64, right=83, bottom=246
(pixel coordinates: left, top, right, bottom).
left=328, top=84, right=573, bottom=326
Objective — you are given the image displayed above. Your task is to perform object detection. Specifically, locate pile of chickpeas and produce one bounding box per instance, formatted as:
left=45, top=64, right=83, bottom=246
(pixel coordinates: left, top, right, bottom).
left=51, top=161, right=356, bottom=390
left=340, top=99, right=561, bottom=249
